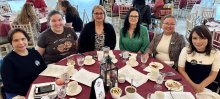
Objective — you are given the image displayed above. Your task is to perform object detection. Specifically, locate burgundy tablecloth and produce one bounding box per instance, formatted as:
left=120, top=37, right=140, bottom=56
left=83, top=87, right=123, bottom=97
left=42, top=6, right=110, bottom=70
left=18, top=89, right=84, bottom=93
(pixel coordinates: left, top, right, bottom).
left=26, top=50, right=195, bottom=99
left=0, top=20, right=10, bottom=36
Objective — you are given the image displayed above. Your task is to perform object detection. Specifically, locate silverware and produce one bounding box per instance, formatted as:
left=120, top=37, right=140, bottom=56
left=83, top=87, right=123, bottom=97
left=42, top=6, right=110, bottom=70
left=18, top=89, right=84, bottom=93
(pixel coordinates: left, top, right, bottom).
left=163, top=72, right=176, bottom=77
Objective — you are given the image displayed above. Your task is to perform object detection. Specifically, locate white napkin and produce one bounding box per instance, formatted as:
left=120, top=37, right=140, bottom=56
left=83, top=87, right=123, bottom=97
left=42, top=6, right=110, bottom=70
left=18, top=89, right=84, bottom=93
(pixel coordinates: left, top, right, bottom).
left=39, top=64, right=67, bottom=77
left=196, top=88, right=220, bottom=99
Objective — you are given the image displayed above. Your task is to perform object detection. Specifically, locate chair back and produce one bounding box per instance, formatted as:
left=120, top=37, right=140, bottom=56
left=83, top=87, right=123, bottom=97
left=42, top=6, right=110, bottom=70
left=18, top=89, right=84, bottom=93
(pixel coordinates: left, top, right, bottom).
left=10, top=22, right=36, bottom=48
left=103, top=2, right=113, bottom=17
left=201, top=9, right=215, bottom=23
left=212, top=30, right=220, bottom=49
left=0, top=2, right=12, bottom=15
left=118, top=4, right=132, bottom=19
left=186, top=0, right=197, bottom=10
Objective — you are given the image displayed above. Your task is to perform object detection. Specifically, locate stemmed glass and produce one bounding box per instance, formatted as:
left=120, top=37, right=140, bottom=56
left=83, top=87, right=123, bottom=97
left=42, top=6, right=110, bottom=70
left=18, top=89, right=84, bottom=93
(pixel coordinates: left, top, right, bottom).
left=154, top=73, right=166, bottom=90
left=77, top=55, right=85, bottom=70
left=140, top=54, right=148, bottom=68
left=122, top=51, right=129, bottom=63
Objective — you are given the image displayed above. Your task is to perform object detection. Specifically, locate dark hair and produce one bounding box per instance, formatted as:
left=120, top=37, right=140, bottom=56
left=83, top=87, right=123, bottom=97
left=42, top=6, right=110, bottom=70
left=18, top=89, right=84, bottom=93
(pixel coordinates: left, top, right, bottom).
left=47, top=10, right=64, bottom=22
left=61, top=1, right=80, bottom=18
left=122, top=8, right=141, bottom=38
left=188, top=25, right=212, bottom=55
left=8, top=28, right=30, bottom=44
left=133, top=0, right=145, bottom=6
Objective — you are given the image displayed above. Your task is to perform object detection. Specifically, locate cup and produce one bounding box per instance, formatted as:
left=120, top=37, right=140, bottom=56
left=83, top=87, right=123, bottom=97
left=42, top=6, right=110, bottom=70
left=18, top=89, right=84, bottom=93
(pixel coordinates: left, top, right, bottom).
left=149, top=69, right=160, bottom=81
left=61, top=72, right=70, bottom=84
left=118, top=74, right=126, bottom=83
left=85, top=55, right=93, bottom=63
left=110, top=87, right=122, bottom=99
left=125, top=86, right=137, bottom=98
left=67, top=81, right=78, bottom=93
left=154, top=91, right=164, bottom=99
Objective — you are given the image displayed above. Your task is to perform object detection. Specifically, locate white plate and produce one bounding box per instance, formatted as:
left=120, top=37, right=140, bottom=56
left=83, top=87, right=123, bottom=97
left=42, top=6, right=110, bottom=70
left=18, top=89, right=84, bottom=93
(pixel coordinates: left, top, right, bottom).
left=165, top=80, right=183, bottom=91
left=149, top=62, right=164, bottom=69
left=84, top=59, right=95, bottom=65
left=111, top=58, right=118, bottom=63
left=66, top=85, right=82, bottom=96
left=126, top=61, right=139, bottom=67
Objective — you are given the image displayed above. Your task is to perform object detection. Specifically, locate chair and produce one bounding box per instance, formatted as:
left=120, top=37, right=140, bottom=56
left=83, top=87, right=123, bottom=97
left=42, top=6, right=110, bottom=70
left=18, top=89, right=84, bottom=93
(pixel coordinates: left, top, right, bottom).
left=10, top=22, right=36, bottom=48
left=103, top=2, right=113, bottom=17
left=200, top=8, right=215, bottom=24
left=0, top=2, right=12, bottom=15
left=0, top=42, right=11, bottom=57
left=118, top=4, right=132, bottom=19
left=212, top=30, right=220, bottom=50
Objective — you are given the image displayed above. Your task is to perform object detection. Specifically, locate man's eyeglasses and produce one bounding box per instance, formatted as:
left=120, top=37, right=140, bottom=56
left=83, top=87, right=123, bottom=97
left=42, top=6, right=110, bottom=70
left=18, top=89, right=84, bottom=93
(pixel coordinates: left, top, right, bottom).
left=163, top=23, right=175, bottom=26
left=93, top=13, right=104, bottom=16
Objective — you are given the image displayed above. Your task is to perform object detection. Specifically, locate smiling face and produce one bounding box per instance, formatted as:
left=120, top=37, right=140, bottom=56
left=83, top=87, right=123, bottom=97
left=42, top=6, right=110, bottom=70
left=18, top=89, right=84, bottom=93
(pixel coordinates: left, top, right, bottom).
left=192, top=32, right=208, bottom=52
left=128, top=11, right=139, bottom=25
left=49, top=13, right=64, bottom=33
left=11, top=32, right=28, bottom=52
left=93, top=8, right=105, bottom=23
left=162, top=17, right=175, bottom=35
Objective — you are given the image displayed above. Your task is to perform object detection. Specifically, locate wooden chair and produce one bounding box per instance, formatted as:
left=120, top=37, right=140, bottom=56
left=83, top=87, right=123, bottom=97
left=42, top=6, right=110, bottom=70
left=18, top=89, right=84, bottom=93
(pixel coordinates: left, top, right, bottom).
left=118, top=4, right=131, bottom=19
left=10, top=22, right=36, bottom=48
left=212, top=30, right=220, bottom=50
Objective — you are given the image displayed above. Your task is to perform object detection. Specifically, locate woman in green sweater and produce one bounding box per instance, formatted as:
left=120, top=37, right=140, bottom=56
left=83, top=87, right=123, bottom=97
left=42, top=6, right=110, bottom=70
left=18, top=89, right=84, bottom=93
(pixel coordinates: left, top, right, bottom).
left=119, top=8, right=150, bottom=54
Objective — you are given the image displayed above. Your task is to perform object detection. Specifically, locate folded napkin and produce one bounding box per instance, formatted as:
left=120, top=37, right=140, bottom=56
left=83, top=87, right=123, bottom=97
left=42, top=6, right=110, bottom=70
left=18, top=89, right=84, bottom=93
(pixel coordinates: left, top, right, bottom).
left=119, top=93, right=144, bottom=99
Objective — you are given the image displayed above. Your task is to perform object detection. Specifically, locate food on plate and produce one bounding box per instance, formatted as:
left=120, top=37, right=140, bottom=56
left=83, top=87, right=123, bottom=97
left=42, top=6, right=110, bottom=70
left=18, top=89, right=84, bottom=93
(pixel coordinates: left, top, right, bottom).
left=166, top=80, right=182, bottom=90
left=151, top=64, right=158, bottom=69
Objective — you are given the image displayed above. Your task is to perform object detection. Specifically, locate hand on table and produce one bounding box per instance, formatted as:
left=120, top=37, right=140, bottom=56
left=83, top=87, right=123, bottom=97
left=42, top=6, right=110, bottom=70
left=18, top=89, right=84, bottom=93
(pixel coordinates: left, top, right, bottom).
left=192, top=83, right=204, bottom=93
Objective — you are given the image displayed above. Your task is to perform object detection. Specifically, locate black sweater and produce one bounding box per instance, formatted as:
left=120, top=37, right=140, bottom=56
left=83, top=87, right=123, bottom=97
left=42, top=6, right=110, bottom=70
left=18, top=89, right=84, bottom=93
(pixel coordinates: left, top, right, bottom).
left=79, top=21, right=116, bottom=53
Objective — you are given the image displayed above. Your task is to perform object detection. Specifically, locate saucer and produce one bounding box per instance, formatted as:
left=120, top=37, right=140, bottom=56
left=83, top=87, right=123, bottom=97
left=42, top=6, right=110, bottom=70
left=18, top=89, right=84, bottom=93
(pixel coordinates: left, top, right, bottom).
left=66, top=85, right=82, bottom=96
left=84, top=59, right=95, bottom=65
left=126, top=61, right=139, bottom=67
left=165, top=80, right=183, bottom=91
left=149, top=62, right=164, bottom=69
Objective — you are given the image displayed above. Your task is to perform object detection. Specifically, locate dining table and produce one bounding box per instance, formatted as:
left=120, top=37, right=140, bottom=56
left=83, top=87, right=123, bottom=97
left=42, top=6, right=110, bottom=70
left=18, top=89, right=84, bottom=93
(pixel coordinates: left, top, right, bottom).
left=26, top=50, right=196, bottom=99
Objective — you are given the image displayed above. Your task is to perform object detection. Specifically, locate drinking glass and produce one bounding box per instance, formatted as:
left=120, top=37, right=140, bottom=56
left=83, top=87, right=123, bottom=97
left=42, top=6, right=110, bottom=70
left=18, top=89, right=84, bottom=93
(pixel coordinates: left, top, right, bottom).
left=97, top=53, right=104, bottom=64
left=66, top=56, right=75, bottom=66
left=77, top=55, right=85, bottom=69
left=140, top=54, right=148, bottom=68
left=122, top=51, right=129, bottom=63
left=154, top=73, right=166, bottom=90
left=102, top=46, right=110, bottom=57
left=61, top=72, right=70, bottom=84
left=57, top=85, right=66, bottom=99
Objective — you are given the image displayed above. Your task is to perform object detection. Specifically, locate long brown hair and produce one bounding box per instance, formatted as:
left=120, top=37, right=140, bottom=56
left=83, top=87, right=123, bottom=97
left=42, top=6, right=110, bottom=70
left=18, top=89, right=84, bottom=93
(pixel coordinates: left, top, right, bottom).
left=61, top=1, right=80, bottom=18
left=16, top=3, right=38, bottom=24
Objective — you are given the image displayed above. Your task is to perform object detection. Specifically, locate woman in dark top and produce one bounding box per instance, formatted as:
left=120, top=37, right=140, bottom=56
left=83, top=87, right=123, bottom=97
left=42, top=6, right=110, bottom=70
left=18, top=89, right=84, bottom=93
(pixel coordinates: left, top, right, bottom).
left=1, top=28, right=47, bottom=98
left=178, top=26, right=220, bottom=93
left=79, top=5, right=116, bottom=53
left=60, top=0, right=83, bottom=32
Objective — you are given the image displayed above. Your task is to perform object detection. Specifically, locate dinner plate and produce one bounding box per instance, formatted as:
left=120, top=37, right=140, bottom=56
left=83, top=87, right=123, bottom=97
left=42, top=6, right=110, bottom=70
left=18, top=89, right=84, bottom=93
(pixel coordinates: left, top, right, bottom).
left=126, top=60, right=139, bottom=67
left=66, top=85, right=82, bottom=96
left=84, top=59, right=95, bottom=65
left=165, top=80, right=183, bottom=91
left=149, top=62, right=164, bottom=69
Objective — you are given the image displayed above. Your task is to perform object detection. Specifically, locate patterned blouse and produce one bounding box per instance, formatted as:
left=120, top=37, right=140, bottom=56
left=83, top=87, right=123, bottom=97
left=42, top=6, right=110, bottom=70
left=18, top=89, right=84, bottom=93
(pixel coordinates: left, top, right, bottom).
left=95, top=33, right=105, bottom=51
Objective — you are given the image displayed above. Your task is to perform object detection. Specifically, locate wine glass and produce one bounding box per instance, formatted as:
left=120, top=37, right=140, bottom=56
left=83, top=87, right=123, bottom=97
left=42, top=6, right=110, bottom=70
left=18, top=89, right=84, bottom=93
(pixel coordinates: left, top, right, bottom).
left=77, top=55, right=85, bottom=70
left=57, top=85, right=66, bottom=99
left=122, top=51, right=129, bottom=63
left=154, top=73, right=166, bottom=90
left=140, top=54, right=148, bottom=68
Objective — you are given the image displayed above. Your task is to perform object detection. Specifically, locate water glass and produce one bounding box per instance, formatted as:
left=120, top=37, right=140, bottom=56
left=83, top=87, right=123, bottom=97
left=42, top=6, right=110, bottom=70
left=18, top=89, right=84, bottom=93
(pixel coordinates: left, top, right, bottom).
left=77, top=55, right=85, bottom=69
left=122, top=51, right=129, bottom=63
left=154, top=73, right=166, bottom=90
left=102, top=46, right=110, bottom=57
left=61, top=72, right=70, bottom=84
left=140, top=54, right=148, bottom=68
left=57, top=85, right=66, bottom=99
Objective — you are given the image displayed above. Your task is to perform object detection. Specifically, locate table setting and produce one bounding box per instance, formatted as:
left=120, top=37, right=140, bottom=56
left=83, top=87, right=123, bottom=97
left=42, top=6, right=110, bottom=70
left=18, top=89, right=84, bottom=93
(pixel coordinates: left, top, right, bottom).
left=26, top=48, right=196, bottom=99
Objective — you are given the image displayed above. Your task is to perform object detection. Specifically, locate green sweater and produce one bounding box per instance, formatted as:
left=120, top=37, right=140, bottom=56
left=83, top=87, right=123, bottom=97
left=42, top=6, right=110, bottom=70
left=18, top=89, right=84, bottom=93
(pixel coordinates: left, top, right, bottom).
left=119, top=25, right=150, bottom=53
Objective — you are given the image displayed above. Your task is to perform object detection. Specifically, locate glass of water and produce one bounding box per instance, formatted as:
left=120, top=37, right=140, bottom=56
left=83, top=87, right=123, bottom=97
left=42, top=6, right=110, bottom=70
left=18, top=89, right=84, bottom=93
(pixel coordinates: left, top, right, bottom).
left=57, top=85, right=66, bottom=99
left=154, top=73, right=166, bottom=90
left=140, top=54, right=148, bottom=68
left=102, top=46, right=110, bottom=57
left=122, top=51, right=129, bottom=63
left=77, top=55, right=85, bottom=69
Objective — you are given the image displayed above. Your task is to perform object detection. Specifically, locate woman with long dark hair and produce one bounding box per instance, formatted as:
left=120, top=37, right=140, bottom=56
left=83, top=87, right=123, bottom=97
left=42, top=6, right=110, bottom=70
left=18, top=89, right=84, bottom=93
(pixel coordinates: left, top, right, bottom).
left=178, top=25, right=220, bottom=93
left=60, top=0, right=83, bottom=32
left=119, top=8, right=149, bottom=54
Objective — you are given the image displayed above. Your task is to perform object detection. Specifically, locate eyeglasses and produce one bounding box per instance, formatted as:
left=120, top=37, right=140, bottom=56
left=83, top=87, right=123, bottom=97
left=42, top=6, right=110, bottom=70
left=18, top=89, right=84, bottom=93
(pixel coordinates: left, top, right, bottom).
left=163, top=23, right=175, bottom=26
left=93, top=13, right=104, bottom=16
left=129, top=15, right=139, bottom=18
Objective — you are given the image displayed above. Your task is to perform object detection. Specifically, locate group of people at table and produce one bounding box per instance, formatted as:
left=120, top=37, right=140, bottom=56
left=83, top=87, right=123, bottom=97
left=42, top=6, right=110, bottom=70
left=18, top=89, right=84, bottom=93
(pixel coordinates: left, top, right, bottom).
left=0, top=0, right=220, bottom=99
